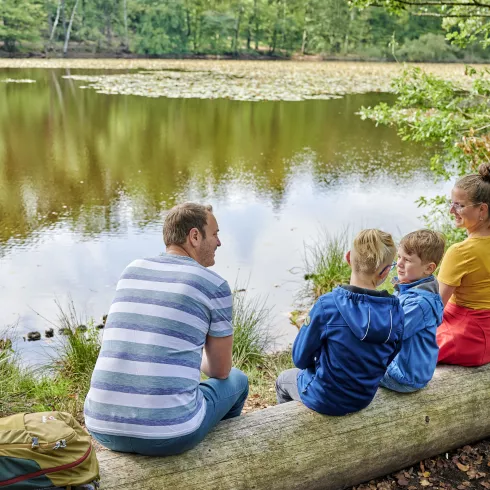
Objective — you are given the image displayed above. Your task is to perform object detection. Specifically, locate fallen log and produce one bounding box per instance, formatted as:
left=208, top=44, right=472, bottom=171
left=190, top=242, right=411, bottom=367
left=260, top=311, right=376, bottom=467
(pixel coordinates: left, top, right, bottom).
left=98, top=364, right=490, bottom=490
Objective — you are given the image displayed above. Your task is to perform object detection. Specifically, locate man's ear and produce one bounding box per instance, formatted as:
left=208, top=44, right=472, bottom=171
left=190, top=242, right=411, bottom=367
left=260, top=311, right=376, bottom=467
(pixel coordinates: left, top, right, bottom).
left=345, top=250, right=352, bottom=267
left=188, top=227, right=200, bottom=247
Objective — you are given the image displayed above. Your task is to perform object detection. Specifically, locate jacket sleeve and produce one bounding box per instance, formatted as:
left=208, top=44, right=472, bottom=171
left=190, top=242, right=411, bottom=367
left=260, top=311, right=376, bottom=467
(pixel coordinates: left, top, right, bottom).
left=401, top=297, right=427, bottom=340
left=292, top=300, right=324, bottom=370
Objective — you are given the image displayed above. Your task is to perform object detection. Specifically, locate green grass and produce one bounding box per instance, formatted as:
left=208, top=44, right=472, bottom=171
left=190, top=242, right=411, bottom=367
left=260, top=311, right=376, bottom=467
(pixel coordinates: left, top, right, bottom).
left=1, top=291, right=286, bottom=418
left=303, top=229, right=352, bottom=299
left=232, top=290, right=272, bottom=370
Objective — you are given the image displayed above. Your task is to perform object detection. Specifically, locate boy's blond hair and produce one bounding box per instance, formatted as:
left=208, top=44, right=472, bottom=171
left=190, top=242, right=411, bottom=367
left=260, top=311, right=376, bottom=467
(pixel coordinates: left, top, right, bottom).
left=351, top=229, right=396, bottom=275
left=399, top=229, right=445, bottom=266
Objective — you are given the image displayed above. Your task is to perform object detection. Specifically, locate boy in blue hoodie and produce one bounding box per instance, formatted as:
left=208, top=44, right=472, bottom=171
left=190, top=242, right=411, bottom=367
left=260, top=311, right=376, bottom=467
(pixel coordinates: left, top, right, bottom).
left=276, top=229, right=404, bottom=416
left=380, top=229, right=445, bottom=392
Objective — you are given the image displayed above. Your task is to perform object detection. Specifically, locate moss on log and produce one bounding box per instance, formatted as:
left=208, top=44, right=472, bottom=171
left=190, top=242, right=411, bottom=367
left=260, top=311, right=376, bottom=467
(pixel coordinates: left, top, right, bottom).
left=98, top=364, right=490, bottom=489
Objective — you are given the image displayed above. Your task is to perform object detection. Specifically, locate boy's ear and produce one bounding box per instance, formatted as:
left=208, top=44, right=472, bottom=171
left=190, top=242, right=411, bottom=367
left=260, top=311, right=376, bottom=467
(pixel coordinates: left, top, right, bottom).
left=345, top=251, right=352, bottom=267
left=379, top=264, right=391, bottom=281
left=425, top=262, right=437, bottom=275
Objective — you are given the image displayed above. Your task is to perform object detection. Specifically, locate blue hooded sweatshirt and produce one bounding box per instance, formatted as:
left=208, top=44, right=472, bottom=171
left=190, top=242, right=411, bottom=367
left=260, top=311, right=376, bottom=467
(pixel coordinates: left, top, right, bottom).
left=294, top=285, right=404, bottom=416
left=385, top=276, right=443, bottom=389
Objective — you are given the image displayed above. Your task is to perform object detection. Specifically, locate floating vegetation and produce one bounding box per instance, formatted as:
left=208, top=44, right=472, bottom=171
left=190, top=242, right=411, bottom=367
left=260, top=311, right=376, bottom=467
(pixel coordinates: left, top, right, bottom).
left=1, top=79, right=36, bottom=84
left=1, top=59, right=467, bottom=102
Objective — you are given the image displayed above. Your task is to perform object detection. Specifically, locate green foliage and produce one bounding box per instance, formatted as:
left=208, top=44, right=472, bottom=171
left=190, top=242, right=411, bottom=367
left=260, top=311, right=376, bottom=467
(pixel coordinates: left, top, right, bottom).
left=303, top=230, right=351, bottom=299
left=232, top=289, right=272, bottom=369
left=1, top=0, right=488, bottom=59
left=398, top=33, right=460, bottom=62
left=0, top=0, right=43, bottom=52
left=360, top=67, right=490, bottom=179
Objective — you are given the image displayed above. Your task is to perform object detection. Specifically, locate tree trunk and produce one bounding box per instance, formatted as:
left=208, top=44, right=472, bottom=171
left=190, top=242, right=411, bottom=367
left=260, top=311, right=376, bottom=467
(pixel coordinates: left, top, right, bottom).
left=123, top=0, right=129, bottom=49
left=300, top=0, right=310, bottom=55
left=63, top=0, right=79, bottom=57
left=253, top=0, right=259, bottom=51
left=233, top=5, right=243, bottom=55
left=98, top=364, right=490, bottom=490
left=49, top=0, right=62, bottom=44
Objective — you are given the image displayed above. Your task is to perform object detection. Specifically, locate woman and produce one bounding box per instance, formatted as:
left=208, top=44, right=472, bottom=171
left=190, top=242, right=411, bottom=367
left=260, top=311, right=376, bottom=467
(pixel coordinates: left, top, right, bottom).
left=437, top=163, right=490, bottom=366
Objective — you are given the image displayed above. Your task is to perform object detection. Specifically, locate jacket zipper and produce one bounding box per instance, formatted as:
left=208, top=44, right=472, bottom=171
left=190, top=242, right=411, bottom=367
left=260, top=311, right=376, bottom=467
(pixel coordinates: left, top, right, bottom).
left=0, top=445, right=92, bottom=487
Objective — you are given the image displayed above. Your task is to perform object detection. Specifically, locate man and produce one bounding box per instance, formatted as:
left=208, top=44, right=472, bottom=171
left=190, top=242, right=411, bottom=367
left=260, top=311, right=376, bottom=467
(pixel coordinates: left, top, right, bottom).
left=84, top=203, right=248, bottom=456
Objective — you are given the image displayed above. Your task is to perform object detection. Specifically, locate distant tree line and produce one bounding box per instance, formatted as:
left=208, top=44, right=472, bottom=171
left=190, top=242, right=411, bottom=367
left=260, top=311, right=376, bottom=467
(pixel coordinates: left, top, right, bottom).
left=0, top=0, right=488, bottom=60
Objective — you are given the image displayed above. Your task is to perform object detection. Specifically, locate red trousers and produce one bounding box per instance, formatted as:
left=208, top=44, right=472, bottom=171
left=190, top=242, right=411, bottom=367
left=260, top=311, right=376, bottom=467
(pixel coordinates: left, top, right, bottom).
left=437, top=302, right=490, bottom=367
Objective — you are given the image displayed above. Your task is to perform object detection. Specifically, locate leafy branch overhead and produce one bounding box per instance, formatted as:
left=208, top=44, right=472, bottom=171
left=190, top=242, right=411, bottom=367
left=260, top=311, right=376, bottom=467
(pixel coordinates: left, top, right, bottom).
left=359, top=66, right=490, bottom=179
left=349, top=0, right=490, bottom=46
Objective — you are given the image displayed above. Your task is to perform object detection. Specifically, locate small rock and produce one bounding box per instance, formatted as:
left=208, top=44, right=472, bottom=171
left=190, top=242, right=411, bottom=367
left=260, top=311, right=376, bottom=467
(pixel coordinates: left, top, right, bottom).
left=45, top=328, right=54, bottom=338
left=27, top=331, right=41, bottom=341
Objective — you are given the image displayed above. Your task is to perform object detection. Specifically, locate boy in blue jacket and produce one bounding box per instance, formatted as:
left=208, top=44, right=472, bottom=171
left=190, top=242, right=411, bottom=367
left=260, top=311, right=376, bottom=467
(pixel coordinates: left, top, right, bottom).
left=276, top=229, right=404, bottom=416
left=380, top=229, right=445, bottom=392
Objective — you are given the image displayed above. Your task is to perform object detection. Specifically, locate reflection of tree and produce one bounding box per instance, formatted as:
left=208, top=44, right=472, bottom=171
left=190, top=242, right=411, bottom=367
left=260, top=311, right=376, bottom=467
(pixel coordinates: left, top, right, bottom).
left=0, top=69, right=434, bottom=250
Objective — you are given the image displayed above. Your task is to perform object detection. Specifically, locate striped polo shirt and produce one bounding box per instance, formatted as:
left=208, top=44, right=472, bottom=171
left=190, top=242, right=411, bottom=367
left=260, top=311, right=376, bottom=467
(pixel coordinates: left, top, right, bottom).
left=84, top=254, right=233, bottom=439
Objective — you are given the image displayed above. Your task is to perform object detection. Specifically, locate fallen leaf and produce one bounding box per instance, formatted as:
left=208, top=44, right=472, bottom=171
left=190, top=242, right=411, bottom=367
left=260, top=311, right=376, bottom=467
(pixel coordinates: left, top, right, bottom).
left=420, top=479, right=431, bottom=487
left=480, top=482, right=490, bottom=489
left=397, top=478, right=409, bottom=486
left=457, top=464, right=470, bottom=472
left=424, top=472, right=431, bottom=478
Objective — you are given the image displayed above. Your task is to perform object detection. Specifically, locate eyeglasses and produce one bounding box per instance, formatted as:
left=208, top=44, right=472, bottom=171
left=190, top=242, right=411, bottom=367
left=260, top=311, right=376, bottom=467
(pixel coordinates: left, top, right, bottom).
left=379, top=261, right=397, bottom=276
left=449, top=201, right=481, bottom=213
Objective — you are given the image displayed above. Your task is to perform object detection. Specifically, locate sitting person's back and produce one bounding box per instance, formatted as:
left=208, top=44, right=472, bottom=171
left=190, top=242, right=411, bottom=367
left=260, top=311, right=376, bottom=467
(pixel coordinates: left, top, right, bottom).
left=381, top=230, right=445, bottom=392
left=84, top=203, right=249, bottom=456
left=276, top=229, right=404, bottom=416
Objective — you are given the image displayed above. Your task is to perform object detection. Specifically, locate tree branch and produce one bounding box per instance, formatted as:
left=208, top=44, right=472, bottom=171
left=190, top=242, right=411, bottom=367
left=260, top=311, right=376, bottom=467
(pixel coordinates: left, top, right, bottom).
left=412, top=10, right=490, bottom=14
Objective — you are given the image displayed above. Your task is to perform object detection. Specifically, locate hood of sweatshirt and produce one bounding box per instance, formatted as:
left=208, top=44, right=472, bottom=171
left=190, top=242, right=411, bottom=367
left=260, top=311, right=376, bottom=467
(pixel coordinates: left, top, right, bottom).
left=332, top=286, right=404, bottom=345
left=395, top=275, right=443, bottom=324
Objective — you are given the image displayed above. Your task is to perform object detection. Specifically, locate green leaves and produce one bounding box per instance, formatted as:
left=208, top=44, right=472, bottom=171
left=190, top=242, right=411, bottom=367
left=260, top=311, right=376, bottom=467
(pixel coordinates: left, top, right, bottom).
left=360, top=66, right=490, bottom=178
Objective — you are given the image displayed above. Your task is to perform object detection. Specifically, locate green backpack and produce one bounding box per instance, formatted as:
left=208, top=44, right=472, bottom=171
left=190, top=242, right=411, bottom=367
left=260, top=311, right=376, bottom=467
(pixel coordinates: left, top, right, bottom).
left=0, top=411, right=99, bottom=489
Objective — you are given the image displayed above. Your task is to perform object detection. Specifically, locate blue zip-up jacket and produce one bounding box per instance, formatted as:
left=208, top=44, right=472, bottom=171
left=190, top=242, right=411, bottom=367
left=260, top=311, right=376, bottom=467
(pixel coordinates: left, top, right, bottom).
left=294, top=285, right=404, bottom=416
left=385, top=275, right=443, bottom=389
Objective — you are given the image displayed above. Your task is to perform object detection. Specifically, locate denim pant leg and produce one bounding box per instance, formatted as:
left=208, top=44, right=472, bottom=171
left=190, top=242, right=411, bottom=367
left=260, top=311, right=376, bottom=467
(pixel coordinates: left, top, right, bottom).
left=275, top=368, right=301, bottom=404
left=379, top=372, right=421, bottom=393
left=90, top=368, right=249, bottom=457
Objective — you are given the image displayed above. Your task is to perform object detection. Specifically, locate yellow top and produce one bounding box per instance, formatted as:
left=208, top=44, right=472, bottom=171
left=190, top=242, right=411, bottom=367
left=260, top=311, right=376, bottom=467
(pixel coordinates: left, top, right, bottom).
left=438, top=236, right=490, bottom=310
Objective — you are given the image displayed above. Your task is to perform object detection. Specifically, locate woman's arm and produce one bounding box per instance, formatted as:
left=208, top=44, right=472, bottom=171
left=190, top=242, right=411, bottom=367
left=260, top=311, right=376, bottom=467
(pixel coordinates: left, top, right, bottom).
left=438, top=281, right=456, bottom=307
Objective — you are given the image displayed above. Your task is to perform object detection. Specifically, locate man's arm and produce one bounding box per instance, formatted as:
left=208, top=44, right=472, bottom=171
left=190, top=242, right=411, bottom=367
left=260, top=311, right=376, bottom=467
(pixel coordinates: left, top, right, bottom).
left=201, top=334, right=233, bottom=379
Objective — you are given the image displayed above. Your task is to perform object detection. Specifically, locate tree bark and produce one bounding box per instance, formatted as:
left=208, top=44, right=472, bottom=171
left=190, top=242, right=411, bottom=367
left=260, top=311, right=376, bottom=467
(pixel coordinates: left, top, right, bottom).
left=98, top=364, right=490, bottom=490
left=49, top=0, right=62, bottom=44
left=63, top=0, right=80, bottom=57
left=123, top=0, right=129, bottom=50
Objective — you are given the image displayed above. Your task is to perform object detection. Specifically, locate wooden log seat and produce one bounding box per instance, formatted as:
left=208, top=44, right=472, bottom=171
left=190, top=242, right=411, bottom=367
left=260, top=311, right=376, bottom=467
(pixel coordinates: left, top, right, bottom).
left=98, top=364, right=490, bottom=490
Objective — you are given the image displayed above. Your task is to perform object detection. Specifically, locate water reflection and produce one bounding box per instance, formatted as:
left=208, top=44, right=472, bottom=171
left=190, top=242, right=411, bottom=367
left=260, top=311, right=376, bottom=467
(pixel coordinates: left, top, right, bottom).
left=0, top=68, right=447, bottom=356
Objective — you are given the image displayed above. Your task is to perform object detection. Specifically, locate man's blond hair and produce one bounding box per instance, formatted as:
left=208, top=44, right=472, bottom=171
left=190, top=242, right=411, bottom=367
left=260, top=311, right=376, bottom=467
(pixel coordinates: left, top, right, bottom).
left=400, top=229, right=445, bottom=266
left=351, top=229, right=396, bottom=275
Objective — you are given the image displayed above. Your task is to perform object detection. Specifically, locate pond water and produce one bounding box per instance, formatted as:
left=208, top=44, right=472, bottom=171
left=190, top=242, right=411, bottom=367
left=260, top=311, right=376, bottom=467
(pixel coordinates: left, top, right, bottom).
left=0, top=66, right=450, bottom=361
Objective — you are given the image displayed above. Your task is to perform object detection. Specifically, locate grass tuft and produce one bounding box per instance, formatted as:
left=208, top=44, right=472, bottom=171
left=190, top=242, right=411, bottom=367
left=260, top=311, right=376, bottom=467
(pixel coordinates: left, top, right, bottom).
left=303, top=229, right=352, bottom=299
left=232, top=289, right=272, bottom=370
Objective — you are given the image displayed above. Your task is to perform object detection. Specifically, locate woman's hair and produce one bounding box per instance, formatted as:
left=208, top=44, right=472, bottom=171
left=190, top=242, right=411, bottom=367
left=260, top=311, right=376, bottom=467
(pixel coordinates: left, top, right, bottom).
left=351, top=229, right=396, bottom=275
left=455, top=164, right=490, bottom=219
left=163, top=202, right=213, bottom=246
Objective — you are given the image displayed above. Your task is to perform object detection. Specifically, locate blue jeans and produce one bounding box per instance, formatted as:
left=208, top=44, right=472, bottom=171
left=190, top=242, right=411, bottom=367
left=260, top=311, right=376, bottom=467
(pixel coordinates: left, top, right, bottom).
left=90, top=367, right=249, bottom=456
left=379, top=372, right=421, bottom=393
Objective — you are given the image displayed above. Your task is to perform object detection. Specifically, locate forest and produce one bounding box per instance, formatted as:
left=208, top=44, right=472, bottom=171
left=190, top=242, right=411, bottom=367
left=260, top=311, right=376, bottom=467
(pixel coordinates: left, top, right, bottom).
left=1, top=0, right=489, bottom=61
